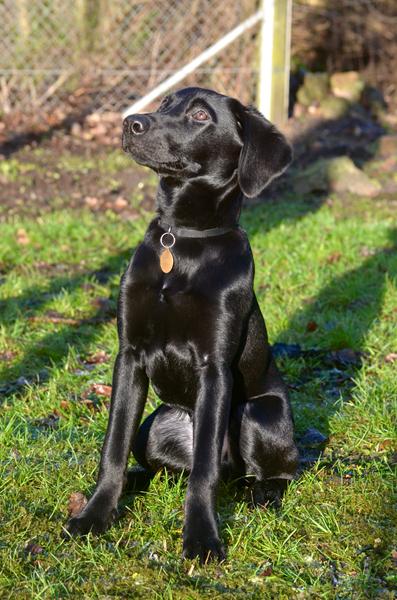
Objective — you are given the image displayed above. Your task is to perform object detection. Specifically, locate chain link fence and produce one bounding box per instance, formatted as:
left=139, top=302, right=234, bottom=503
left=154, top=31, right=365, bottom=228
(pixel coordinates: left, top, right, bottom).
left=0, top=0, right=260, bottom=116
left=0, top=0, right=395, bottom=118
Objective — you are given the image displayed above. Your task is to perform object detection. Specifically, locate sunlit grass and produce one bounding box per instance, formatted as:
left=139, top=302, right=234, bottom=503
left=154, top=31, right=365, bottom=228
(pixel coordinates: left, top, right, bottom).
left=0, top=194, right=396, bottom=598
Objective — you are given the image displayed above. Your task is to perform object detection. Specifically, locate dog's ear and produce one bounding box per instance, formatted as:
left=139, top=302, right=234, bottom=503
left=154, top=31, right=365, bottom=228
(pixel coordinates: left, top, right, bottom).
left=235, top=103, right=292, bottom=198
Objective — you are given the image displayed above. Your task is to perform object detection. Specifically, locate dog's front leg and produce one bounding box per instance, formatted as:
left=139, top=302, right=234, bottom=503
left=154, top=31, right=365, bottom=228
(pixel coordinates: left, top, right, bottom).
left=182, top=363, right=232, bottom=562
left=64, top=348, right=148, bottom=536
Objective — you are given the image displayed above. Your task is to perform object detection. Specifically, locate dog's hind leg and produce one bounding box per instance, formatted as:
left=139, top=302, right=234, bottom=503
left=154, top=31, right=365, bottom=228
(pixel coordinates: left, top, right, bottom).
left=233, top=362, right=299, bottom=508
left=132, top=405, right=193, bottom=474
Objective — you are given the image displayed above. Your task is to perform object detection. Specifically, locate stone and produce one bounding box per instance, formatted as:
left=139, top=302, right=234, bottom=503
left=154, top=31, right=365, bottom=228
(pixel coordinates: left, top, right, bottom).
left=319, top=96, right=350, bottom=119
left=327, top=156, right=381, bottom=196
left=71, top=122, right=82, bottom=137
left=377, top=135, right=397, bottom=158
left=330, top=71, right=365, bottom=103
left=297, top=72, right=330, bottom=106
left=294, top=161, right=328, bottom=195
left=295, top=156, right=381, bottom=197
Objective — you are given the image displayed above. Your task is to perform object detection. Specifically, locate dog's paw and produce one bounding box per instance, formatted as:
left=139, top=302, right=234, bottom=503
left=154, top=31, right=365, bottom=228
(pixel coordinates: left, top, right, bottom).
left=62, top=508, right=117, bottom=539
left=182, top=535, right=226, bottom=563
left=251, top=479, right=288, bottom=509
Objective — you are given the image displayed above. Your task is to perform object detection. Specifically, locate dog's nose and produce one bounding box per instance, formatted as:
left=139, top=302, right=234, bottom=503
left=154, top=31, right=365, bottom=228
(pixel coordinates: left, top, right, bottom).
left=123, top=115, right=150, bottom=135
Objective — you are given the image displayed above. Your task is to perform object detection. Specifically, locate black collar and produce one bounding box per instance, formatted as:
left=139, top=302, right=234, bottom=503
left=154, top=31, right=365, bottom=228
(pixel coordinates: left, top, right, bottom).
left=159, top=219, right=238, bottom=238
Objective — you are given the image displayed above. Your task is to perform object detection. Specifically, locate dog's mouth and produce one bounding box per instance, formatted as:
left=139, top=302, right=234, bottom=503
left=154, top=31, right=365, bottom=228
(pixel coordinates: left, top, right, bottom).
left=126, top=151, right=186, bottom=174
left=122, top=137, right=199, bottom=176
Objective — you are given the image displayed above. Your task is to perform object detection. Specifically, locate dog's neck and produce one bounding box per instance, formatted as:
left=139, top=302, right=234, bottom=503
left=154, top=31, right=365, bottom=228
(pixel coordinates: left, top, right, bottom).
left=156, top=174, right=242, bottom=230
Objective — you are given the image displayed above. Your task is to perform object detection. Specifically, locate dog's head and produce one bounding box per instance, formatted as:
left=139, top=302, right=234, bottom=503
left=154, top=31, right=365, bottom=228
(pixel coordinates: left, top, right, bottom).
left=122, top=87, right=292, bottom=198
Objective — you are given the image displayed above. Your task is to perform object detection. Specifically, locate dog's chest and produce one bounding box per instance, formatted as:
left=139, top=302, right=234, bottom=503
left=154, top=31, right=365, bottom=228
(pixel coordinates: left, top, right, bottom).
left=121, top=267, right=207, bottom=407
left=121, top=260, right=208, bottom=352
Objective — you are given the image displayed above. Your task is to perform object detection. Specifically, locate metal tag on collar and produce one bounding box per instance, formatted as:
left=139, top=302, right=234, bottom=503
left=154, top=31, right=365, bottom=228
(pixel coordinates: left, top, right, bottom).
left=159, top=227, right=175, bottom=273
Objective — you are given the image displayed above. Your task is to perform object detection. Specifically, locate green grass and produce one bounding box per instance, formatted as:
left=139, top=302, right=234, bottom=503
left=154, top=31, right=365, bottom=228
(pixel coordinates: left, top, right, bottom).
left=0, top=193, right=396, bottom=599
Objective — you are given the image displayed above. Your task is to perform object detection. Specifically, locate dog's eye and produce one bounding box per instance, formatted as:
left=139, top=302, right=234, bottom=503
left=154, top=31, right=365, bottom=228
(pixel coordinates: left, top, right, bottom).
left=191, top=109, right=209, bottom=122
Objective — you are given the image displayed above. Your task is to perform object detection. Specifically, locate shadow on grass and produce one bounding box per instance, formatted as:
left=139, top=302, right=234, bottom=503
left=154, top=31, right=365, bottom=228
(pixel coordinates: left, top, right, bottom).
left=276, top=225, right=397, bottom=436
left=263, top=223, right=397, bottom=536
left=0, top=249, right=134, bottom=396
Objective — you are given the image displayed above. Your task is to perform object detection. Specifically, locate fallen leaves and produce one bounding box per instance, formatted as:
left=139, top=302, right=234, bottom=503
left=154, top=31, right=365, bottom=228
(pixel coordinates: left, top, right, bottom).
left=260, top=565, right=273, bottom=577
left=85, top=350, right=109, bottom=365
left=24, top=541, right=44, bottom=557
left=58, top=379, right=112, bottom=415
left=73, top=350, right=110, bottom=376
left=90, top=383, right=112, bottom=397
left=67, top=492, right=88, bottom=517
left=79, top=382, right=112, bottom=411
left=375, top=439, right=395, bottom=452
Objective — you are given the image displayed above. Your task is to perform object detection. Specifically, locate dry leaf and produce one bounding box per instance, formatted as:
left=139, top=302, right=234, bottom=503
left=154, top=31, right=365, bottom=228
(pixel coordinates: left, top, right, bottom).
left=24, top=541, right=44, bottom=557
left=326, top=252, right=342, bottom=264
left=91, top=383, right=112, bottom=397
left=17, top=228, right=30, bottom=245
left=376, top=439, right=394, bottom=451
left=67, top=492, right=88, bottom=517
left=84, top=196, right=100, bottom=208
left=385, top=353, right=397, bottom=363
left=85, top=350, right=109, bottom=364
left=306, top=320, right=318, bottom=332
left=113, top=196, right=128, bottom=210
left=0, top=350, right=17, bottom=362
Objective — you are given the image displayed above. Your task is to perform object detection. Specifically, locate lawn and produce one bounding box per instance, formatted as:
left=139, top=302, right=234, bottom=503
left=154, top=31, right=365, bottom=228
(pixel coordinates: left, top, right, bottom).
left=0, top=172, right=396, bottom=597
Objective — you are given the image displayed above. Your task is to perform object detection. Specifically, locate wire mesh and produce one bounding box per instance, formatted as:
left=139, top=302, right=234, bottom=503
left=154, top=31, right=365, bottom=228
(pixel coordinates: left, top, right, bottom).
left=1, top=0, right=395, bottom=118
left=0, top=0, right=261, bottom=115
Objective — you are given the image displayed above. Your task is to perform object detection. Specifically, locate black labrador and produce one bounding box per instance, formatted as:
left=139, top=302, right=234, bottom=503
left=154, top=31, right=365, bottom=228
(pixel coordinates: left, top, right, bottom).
left=64, top=87, right=299, bottom=562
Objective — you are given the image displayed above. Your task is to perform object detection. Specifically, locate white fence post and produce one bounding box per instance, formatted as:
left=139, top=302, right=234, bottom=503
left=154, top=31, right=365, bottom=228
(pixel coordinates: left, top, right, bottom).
left=258, top=0, right=292, bottom=124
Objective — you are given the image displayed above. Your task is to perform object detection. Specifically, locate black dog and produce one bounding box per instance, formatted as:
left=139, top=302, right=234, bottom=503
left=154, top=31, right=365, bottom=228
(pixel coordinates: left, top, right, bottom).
left=64, top=87, right=298, bottom=562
